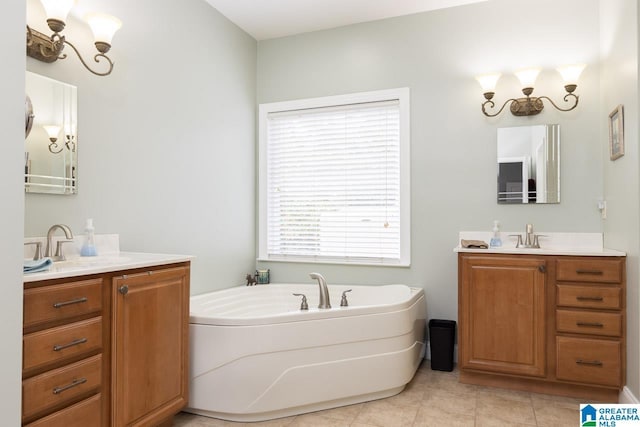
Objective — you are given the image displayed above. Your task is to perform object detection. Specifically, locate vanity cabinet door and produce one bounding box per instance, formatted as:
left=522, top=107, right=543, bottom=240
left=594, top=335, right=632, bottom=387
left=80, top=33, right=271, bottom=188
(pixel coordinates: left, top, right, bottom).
left=111, top=266, right=189, bottom=427
left=459, top=255, right=546, bottom=377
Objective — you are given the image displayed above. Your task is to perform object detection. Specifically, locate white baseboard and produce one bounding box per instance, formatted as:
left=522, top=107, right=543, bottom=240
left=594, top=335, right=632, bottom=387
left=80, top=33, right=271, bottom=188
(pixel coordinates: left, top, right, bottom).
left=619, top=386, right=640, bottom=404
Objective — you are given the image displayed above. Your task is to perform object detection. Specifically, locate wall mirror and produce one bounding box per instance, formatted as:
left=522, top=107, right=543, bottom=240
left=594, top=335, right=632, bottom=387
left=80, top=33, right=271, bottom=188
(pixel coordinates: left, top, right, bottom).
left=497, top=124, right=560, bottom=204
left=25, top=71, right=78, bottom=195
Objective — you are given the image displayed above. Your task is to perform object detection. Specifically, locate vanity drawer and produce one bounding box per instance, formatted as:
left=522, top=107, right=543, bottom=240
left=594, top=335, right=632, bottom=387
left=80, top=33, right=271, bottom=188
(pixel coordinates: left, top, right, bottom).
left=557, top=284, right=621, bottom=309
left=556, top=258, right=622, bottom=283
left=24, top=393, right=101, bottom=427
left=24, top=279, right=103, bottom=328
left=556, top=310, right=622, bottom=337
left=556, top=336, right=621, bottom=387
left=23, top=317, right=102, bottom=372
left=22, top=354, right=101, bottom=420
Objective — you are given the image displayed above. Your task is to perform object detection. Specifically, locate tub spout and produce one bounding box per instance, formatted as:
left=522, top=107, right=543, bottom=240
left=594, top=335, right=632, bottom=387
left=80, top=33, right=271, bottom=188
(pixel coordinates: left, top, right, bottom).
left=309, top=272, right=331, bottom=309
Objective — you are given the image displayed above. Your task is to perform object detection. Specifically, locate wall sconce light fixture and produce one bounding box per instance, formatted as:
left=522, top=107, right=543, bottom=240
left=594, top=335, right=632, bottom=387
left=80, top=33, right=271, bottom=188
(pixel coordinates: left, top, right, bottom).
left=43, top=125, right=63, bottom=153
left=477, top=64, right=586, bottom=117
left=26, top=0, right=122, bottom=76
left=43, top=124, right=77, bottom=154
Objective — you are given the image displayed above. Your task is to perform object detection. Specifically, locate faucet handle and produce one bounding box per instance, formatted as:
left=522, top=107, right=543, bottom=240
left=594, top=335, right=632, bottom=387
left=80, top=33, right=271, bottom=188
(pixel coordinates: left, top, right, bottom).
left=24, top=241, right=43, bottom=261
left=509, top=234, right=524, bottom=248
left=53, top=240, right=74, bottom=261
left=292, top=293, right=309, bottom=310
left=533, top=234, right=547, bottom=249
left=340, top=289, right=352, bottom=307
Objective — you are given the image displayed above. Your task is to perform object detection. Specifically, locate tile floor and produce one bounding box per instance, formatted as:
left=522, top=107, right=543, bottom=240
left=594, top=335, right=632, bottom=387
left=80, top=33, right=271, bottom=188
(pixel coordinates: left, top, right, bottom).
left=173, top=362, right=584, bottom=426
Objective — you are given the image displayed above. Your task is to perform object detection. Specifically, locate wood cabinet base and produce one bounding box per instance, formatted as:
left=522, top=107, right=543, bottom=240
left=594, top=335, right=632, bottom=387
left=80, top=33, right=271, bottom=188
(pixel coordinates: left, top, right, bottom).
left=459, top=370, right=619, bottom=402
left=458, top=253, right=625, bottom=403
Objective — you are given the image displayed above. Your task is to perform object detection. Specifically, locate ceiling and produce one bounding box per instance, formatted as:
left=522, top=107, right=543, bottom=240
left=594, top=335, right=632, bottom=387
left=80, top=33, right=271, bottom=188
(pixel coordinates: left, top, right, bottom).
left=204, top=0, right=489, bottom=41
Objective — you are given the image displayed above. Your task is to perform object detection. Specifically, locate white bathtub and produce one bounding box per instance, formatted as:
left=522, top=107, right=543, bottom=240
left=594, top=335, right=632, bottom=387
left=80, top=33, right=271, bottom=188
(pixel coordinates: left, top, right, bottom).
left=185, top=283, right=426, bottom=422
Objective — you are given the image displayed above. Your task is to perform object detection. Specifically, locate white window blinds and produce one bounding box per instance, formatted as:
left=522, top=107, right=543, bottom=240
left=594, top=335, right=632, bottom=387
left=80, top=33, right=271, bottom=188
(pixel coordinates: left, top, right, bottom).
left=259, top=89, right=410, bottom=265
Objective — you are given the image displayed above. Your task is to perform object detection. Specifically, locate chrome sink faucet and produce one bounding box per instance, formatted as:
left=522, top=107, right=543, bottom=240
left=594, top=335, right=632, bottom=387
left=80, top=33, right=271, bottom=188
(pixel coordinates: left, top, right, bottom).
left=510, top=223, right=544, bottom=249
left=45, top=224, right=74, bottom=261
left=309, top=272, right=331, bottom=309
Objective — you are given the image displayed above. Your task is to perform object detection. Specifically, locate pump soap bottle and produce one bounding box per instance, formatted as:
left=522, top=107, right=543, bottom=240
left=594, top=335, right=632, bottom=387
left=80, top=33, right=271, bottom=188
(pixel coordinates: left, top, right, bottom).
left=80, top=218, right=98, bottom=256
left=490, top=220, right=502, bottom=248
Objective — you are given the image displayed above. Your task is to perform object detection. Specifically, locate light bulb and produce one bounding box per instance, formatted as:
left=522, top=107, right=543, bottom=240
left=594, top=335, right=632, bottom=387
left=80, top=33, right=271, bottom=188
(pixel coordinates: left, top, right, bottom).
left=515, top=68, right=541, bottom=88
left=43, top=125, right=61, bottom=141
left=86, top=13, right=122, bottom=46
left=39, top=0, right=75, bottom=23
left=476, top=73, right=501, bottom=93
left=557, top=64, right=586, bottom=85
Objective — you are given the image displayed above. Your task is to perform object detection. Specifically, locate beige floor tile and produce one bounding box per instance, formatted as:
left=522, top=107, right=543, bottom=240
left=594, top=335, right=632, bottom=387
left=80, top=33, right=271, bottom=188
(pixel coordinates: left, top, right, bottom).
left=385, top=381, right=426, bottom=408
left=534, top=405, right=580, bottom=427
left=251, top=416, right=297, bottom=426
left=174, top=412, right=298, bottom=426
left=311, top=402, right=364, bottom=422
left=476, top=385, right=532, bottom=403
left=424, top=375, right=478, bottom=396
left=530, top=392, right=585, bottom=410
left=412, top=405, right=475, bottom=427
left=421, top=388, right=476, bottom=416
left=172, top=412, right=247, bottom=426
left=409, top=370, right=432, bottom=385
left=287, top=412, right=350, bottom=427
left=475, top=416, right=534, bottom=427
left=353, top=399, right=419, bottom=427
left=476, top=394, right=536, bottom=426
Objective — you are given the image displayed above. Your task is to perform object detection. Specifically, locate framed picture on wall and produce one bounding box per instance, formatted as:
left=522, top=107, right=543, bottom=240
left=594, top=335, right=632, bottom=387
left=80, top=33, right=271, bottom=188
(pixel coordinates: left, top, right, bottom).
left=609, top=104, right=624, bottom=160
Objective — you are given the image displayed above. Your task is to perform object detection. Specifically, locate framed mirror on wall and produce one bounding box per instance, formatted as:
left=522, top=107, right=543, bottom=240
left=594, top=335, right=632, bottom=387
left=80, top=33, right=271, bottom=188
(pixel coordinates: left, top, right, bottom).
left=497, top=124, right=560, bottom=204
left=25, top=71, right=78, bottom=195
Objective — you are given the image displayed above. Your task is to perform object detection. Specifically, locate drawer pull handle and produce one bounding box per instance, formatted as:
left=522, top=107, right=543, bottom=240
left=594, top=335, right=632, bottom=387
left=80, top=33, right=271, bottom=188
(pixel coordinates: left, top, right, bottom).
left=576, top=359, right=603, bottom=367
left=575, top=269, right=604, bottom=275
left=53, top=338, right=88, bottom=352
left=576, top=296, right=604, bottom=302
left=53, top=297, right=88, bottom=308
left=53, top=377, right=87, bottom=395
left=576, top=322, right=604, bottom=328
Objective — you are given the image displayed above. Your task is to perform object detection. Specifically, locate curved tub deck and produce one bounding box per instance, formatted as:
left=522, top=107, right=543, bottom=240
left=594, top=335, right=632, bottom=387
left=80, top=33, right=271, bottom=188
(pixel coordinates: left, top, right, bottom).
left=185, top=284, right=426, bottom=422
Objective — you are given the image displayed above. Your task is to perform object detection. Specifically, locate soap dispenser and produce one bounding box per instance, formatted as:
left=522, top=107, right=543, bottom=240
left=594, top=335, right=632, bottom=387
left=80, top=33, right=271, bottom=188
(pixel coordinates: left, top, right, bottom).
left=80, top=218, right=98, bottom=256
left=489, top=220, right=502, bottom=248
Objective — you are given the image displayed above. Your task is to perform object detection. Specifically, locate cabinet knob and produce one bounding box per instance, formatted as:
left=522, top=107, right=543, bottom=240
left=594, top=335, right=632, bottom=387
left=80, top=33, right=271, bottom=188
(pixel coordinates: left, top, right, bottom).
left=538, top=265, right=546, bottom=273
left=119, top=285, right=129, bottom=295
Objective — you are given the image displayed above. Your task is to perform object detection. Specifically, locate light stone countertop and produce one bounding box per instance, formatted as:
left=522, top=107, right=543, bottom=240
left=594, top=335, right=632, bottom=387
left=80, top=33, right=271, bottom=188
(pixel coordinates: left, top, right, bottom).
left=24, top=251, right=194, bottom=283
left=454, top=231, right=626, bottom=257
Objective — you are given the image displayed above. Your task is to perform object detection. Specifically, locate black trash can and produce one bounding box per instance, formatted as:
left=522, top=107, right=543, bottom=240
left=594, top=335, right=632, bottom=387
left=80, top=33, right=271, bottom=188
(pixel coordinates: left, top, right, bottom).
left=428, top=319, right=456, bottom=371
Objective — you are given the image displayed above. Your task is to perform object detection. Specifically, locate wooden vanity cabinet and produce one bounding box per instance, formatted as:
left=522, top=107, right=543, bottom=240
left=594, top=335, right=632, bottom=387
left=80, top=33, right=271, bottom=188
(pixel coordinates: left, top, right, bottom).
left=112, top=266, right=190, bottom=427
left=22, top=277, right=105, bottom=426
left=458, top=255, right=547, bottom=378
left=458, top=253, right=625, bottom=401
left=23, top=262, right=190, bottom=426
left=554, top=257, right=625, bottom=390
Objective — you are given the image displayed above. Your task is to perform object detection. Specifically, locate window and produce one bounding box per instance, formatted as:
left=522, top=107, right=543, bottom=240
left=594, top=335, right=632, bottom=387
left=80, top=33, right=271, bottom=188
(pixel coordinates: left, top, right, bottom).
left=258, top=88, right=410, bottom=266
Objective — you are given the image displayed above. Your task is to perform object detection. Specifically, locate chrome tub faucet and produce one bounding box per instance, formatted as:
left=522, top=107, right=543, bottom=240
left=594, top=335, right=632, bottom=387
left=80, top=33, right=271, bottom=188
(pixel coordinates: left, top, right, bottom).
left=309, top=272, right=331, bottom=309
